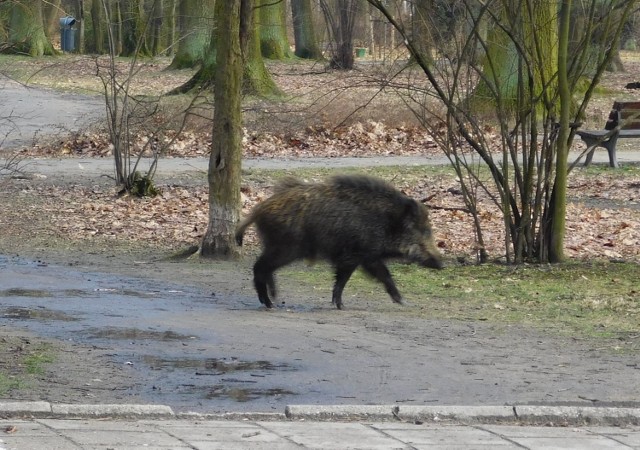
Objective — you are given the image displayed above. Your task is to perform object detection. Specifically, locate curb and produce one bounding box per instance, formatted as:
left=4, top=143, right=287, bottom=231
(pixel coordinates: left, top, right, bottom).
left=515, top=405, right=640, bottom=426
left=284, top=405, right=515, bottom=423
left=1, top=402, right=640, bottom=425
left=284, top=404, right=640, bottom=426
left=0, top=402, right=174, bottom=419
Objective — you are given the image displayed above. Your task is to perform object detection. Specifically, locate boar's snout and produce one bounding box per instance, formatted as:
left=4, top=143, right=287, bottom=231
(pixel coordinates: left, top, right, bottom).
left=421, top=255, right=444, bottom=270
left=406, top=243, right=444, bottom=269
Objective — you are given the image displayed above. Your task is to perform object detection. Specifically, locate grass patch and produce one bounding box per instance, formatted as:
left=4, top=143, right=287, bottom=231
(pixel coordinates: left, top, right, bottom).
left=577, top=162, right=640, bottom=176
left=24, top=348, right=55, bottom=375
left=0, top=374, right=24, bottom=396
left=0, top=341, right=56, bottom=396
left=282, top=260, right=639, bottom=339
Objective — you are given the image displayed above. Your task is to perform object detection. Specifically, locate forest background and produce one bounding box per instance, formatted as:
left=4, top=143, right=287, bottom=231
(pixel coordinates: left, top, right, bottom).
left=0, top=0, right=639, bottom=272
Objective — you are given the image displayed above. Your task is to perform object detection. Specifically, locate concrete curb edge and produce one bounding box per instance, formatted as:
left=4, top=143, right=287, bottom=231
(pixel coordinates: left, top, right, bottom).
left=1, top=402, right=640, bottom=425
left=284, top=404, right=640, bottom=425
left=0, top=402, right=174, bottom=419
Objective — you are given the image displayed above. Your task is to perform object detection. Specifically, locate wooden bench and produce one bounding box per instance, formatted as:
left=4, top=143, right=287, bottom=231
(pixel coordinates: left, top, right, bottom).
left=576, top=100, right=640, bottom=168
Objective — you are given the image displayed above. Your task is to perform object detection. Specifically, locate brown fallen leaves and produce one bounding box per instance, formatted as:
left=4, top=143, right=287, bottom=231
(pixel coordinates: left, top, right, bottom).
left=7, top=160, right=638, bottom=264
left=18, top=120, right=441, bottom=160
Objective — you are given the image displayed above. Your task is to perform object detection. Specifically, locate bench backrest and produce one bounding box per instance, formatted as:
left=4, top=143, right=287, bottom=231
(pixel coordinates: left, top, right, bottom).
left=605, top=101, right=640, bottom=130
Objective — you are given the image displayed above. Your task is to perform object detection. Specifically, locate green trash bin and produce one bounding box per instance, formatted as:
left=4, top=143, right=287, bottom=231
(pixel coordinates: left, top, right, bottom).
left=356, top=47, right=367, bottom=58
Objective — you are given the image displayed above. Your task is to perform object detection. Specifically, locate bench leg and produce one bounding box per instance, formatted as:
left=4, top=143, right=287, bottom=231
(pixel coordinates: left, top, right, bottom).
left=580, top=137, right=599, bottom=167
left=580, top=136, right=618, bottom=168
left=584, top=148, right=596, bottom=166
left=604, top=138, right=619, bottom=168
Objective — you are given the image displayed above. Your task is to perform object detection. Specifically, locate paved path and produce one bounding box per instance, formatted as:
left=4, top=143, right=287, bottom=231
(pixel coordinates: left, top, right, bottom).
left=0, top=79, right=104, bottom=150
left=1, top=403, right=640, bottom=449
left=2, top=418, right=640, bottom=449
left=0, top=419, right=640, bottom=450
left=4, top=149, right=640, bottom=182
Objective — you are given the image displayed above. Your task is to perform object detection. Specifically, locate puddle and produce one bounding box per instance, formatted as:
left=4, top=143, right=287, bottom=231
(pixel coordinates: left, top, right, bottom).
left=0, top=288, right=52, bottom=298
left=142, top=356, right=294, bottom=373
left=62, top=289, right=100, bottom=298
left=1, top=307, right=78, bottom=321
left=93, top=288, right=159, bottom=298
left=87, top=327, right=197, bottom=341
left=200, top=386, right=296, bottom=402
left=0, top=288, right=149, bottom=300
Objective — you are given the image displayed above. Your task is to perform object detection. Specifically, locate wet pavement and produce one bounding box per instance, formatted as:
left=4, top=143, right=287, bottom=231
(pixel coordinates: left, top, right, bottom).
left=0, top=255, right=299, bottom=413
left=2, top=253, right=640, bottom=416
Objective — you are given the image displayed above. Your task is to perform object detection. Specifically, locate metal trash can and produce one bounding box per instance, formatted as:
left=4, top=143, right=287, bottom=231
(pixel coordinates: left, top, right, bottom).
left=60, top=16, right=77, bottom=52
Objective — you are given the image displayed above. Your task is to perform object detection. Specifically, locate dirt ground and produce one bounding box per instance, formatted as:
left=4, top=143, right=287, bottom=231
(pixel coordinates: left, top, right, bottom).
left=1, top=164, right=639, bottom=413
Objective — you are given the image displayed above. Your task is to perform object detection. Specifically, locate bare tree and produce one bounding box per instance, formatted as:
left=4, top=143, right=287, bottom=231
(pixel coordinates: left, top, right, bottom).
left=97, top=0, right=176, bottom=196
left=366, top=0, right=635, bottom=263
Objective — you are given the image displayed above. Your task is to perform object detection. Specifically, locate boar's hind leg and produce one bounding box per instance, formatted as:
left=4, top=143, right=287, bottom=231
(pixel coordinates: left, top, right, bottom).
left=362, top=260, right=403, bottom=304
left=253, top=250, right=297, bottom=308
left=332, top=264, right=358, bottom=310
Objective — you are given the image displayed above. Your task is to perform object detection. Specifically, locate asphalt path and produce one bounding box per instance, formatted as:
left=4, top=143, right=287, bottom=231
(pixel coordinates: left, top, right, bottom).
left=5, top=150, right=640, bottom=181
left=0, top=78, right=104, bottom=150
left=3, top=76, right=640, bottom=172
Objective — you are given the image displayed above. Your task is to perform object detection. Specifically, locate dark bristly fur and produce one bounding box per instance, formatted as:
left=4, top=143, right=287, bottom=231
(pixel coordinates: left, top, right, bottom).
left=235, top=175, right=443, bottom=309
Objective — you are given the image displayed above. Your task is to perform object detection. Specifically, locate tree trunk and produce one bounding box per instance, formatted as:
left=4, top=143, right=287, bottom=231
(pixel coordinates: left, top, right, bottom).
left=548, top=0, right=572, bottom=263
left=320, top=0, right=359, bottom=70
left=291, top=0, right=323, bottom=59
left=168, top=0, right=215, bottom=69
left=200, top=0, right=244, bottom=258
left=607, top=47, right=625, bottom=72
left=259, top=0, right=293, bottom=59
left=149, top=0, right=164, bottom=55
left=169, top=0, right=278, bottom=96
left=165, top=0, right=178, bottom=56
left=90, top=0, right=105, bottom=53
left=121, top=0, right=150, bottom=56
left=105, top=0, right=123, bottom=55
left=74, top=0, right=85, bottom=54
left=43, top=0, right=62, bottom=42
left=412, top=0, right=433, bottom=64
left=243, top=0, right=281, bottom=95
left=4, top=0, right=55, bottom=56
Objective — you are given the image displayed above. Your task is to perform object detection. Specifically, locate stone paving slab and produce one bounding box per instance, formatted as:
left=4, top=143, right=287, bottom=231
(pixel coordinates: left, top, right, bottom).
left=0, top=418, right=639, bottom=449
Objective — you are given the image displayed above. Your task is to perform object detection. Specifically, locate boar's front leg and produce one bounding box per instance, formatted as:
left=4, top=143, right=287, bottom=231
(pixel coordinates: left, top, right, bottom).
left=362, top=260, right=403, bottom=304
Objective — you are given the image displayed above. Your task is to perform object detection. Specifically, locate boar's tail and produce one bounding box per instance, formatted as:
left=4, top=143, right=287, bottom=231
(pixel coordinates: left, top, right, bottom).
left=235, top=214, right=256, bottom=246
left=273, top=176, right=307, bottom=193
